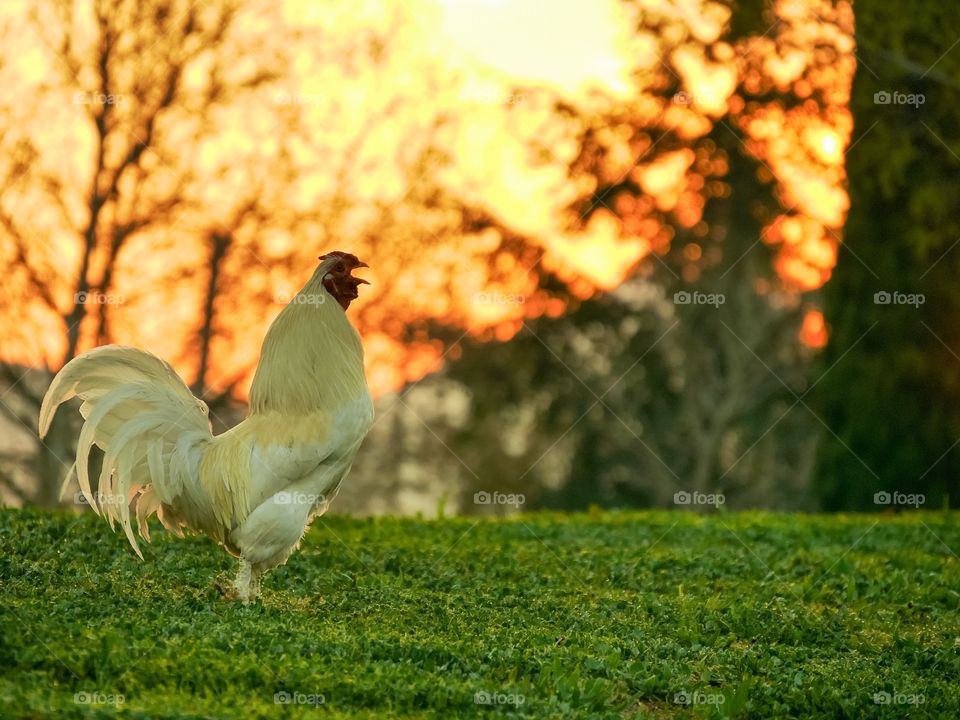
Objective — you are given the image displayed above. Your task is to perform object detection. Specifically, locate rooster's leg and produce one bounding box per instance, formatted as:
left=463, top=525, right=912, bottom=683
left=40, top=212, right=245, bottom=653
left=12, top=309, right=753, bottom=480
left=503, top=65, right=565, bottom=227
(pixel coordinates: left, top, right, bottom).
left=214, top=572, right=239, bottom=601
left=215, top=559, right=262, bottom=604
left=247, top=567, right=264, bottom=602
left=235, top=559, right=264, bottom=604
left=235, top=559, right=254, bottom=604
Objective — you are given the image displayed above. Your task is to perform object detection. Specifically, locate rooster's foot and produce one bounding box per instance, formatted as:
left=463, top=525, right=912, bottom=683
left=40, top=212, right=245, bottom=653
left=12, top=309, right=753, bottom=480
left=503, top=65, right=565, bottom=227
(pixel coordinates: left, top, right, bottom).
left=214, top=574, right=240, bottom=601
left=215, top=561, right=262, bottom=604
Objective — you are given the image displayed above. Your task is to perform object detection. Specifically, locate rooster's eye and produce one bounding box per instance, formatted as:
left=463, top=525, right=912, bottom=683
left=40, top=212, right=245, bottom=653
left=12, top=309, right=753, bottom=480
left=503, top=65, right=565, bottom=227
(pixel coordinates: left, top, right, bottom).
left=335, top=263, right=345, bottom=272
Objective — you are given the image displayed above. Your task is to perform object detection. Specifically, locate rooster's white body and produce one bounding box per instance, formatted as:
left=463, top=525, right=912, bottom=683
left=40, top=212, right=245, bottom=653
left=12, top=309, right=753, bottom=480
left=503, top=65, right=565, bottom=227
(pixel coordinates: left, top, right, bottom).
left=39, top=254, right=374, bottom=602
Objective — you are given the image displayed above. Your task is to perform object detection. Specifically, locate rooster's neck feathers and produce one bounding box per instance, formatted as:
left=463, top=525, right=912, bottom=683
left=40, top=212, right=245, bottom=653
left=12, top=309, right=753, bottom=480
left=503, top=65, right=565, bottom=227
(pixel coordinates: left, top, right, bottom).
left=248, top=264, right=367, bottom=417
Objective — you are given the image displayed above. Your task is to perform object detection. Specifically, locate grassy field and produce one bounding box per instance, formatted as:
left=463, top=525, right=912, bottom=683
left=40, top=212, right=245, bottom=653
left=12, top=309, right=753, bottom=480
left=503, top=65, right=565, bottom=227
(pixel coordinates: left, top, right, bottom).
left=1, top=509, right=958, bottom=719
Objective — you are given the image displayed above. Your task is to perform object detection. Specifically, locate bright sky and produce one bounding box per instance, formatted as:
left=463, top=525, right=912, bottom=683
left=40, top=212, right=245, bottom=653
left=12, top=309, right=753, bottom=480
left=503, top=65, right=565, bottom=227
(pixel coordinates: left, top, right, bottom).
left=434, top=0, right=633, bottom=98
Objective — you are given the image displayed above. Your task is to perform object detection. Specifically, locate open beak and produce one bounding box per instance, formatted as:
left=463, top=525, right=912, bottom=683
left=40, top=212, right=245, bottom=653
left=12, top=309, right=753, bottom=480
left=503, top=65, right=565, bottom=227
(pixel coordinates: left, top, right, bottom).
left=352, top=261, right=370, bottom=285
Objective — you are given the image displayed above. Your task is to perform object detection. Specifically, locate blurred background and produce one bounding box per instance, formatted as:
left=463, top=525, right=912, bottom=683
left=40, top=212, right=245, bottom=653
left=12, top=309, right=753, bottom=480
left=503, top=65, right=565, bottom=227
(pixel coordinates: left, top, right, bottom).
left=0, top=0, right=956, bottom=515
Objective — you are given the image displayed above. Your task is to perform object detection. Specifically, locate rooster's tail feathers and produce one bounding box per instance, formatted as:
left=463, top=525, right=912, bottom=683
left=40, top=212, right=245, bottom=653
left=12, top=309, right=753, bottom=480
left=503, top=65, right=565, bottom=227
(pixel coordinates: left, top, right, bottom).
left=39, top=345, right=213, bottom=557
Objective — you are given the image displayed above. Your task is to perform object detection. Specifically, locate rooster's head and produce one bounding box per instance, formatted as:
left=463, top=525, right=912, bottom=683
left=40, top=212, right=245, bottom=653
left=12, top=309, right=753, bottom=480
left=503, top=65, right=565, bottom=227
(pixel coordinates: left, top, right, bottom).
left=318, top=251, right=370, bottom=310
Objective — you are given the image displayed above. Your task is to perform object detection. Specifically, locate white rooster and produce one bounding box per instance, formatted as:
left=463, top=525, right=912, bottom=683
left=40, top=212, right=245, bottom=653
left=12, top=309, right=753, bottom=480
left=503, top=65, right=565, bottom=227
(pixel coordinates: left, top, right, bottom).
left=39, top=252, right=374, bottom=603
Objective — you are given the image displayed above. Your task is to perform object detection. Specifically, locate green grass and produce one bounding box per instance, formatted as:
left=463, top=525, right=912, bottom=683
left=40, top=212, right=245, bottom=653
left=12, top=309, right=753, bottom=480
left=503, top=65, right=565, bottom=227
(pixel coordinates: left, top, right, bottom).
left=1, top=509, right=958, bottom=719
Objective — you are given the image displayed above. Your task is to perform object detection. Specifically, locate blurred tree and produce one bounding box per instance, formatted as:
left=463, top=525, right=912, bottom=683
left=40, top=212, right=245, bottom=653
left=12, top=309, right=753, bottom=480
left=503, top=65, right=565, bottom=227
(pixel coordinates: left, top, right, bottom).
left=0, top=0, right=447, bottom=502
left=815, top=2, right=960, bottom=509
left=431, top=161, right=818, bottom=512
left=345, top=0, right=852, bottom=514
left=1, top=0, right=292, bottom=503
